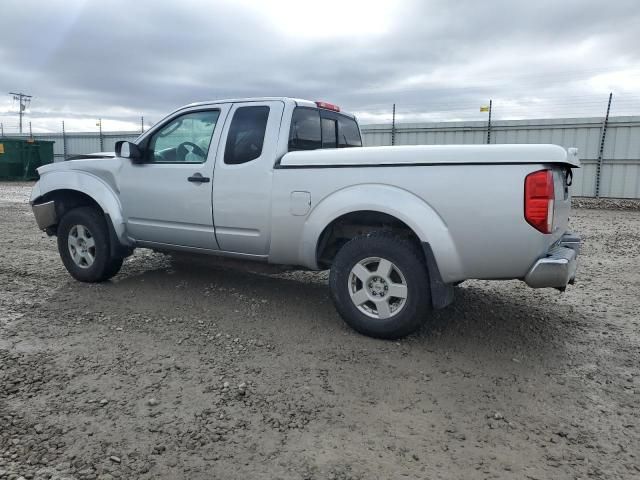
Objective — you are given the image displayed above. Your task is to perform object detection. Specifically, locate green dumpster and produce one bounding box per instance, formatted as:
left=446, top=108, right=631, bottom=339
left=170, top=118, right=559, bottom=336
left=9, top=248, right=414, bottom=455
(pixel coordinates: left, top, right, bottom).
left=0, top=138, right=55, bottom=180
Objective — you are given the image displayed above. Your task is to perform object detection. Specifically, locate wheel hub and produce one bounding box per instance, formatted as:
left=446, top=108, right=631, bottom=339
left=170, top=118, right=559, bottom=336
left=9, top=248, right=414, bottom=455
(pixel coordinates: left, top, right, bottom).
left=68, top=224, right=96, bottom=269
left=367, top=276, right=389, bottom=297
left=348, top=257, right=408, bottom=320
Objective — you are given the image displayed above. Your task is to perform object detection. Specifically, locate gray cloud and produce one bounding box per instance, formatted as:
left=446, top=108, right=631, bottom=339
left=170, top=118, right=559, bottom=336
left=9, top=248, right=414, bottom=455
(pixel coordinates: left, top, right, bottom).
left=1, top=0, right=639, bottom=132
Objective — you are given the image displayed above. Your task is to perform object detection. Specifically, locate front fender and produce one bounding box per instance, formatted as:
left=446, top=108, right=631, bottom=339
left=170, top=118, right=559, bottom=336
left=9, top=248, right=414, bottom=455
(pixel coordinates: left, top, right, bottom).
left=32, top=171, right=127, bottom=244
left=300, top=184, right=464, bottom=282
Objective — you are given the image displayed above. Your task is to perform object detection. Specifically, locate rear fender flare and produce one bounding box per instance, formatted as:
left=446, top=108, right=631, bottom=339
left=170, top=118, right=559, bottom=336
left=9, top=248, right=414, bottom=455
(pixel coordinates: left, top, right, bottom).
left=300, top=184, right=464, bottom=281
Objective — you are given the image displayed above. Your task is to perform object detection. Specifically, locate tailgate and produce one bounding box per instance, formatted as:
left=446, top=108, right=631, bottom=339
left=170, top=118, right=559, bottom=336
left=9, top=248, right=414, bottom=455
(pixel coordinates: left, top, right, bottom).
left=551, top=165, right=573, bottom=243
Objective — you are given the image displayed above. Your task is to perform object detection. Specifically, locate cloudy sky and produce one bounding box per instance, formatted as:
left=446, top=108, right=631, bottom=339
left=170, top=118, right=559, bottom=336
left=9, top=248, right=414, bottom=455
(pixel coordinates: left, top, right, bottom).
left=1, top=0, right=639, bottom=132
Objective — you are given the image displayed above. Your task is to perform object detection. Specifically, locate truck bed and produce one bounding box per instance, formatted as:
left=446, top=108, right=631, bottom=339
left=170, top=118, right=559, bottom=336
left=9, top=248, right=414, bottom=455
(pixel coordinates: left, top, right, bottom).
left=279, top=144, right=580, bottom=168
left=271, top=145, right=577, bottom=282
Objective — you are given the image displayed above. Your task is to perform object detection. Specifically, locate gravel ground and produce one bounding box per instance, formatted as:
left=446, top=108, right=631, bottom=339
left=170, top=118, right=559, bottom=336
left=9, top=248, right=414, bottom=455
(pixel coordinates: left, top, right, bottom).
left=572, top=197, right=640, bottom=211
left=1, top=181, right=639, bottom=480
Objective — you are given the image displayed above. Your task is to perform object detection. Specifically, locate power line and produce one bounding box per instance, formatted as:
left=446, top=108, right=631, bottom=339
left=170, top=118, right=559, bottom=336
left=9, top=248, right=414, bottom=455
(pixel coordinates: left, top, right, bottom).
left=354, top=94, right=640, bottom=110
left=355, top=97, right=640, bottom=111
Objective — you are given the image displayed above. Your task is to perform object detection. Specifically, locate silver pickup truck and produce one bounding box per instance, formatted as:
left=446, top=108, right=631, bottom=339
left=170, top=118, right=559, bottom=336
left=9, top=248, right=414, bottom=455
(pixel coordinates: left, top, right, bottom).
left=30, top=97, right=581, bottom=339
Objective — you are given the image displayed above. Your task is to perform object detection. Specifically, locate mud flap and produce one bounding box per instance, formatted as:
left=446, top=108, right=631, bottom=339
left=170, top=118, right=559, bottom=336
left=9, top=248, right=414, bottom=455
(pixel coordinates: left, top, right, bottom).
left=421, top=242, right=454, bottom=309
left=105, top=214, right=134, bottom=259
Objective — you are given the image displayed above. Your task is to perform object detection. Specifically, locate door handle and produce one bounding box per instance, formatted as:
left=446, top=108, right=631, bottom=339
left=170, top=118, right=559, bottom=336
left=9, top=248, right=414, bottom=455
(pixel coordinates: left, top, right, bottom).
left=187, top=173, right=210, bottom=183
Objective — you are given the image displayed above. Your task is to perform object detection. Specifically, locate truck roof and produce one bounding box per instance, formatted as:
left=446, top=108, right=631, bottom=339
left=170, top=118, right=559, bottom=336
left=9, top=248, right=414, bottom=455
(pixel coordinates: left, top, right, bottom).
left=180, top=97, right=356, bottom=118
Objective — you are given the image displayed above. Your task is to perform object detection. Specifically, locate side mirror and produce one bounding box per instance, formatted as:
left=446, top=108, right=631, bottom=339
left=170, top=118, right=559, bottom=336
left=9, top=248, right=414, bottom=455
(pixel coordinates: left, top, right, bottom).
left=115, top=141, right=143, bottom=163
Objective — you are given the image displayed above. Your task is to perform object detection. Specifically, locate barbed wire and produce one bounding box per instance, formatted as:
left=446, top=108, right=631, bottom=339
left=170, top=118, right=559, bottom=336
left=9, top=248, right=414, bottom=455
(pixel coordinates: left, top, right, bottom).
left=1, top=93, right=639, bottom=134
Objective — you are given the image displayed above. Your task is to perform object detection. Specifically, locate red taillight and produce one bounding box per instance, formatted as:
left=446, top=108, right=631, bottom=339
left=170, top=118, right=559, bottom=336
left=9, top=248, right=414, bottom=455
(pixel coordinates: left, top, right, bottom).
left=524, top=169, right=555, bottom=234
left=315, top=101, right=340, bottom=112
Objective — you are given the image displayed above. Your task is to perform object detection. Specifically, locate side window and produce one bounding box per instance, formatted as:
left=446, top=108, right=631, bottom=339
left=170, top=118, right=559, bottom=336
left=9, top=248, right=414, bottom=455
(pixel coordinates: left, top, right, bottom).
left=289, top=107, right=321, bottom=151
left=321, top=117, right=337, bottom=148
left=148, top=110, right=219, bottom=163
left=337, top=116, right=362, bottom=148
left=224, top=106, right=270, bottom=165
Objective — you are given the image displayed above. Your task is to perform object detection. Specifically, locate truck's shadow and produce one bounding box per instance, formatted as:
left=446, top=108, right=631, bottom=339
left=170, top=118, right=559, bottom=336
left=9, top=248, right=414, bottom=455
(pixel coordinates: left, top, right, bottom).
left=104, top=251, right=577, bottom=360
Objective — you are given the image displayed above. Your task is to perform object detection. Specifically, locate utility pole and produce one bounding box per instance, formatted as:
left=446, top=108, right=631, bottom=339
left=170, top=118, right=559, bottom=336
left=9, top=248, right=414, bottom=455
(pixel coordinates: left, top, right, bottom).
left=29, top=121, right=33, bottom=139
left=0, top=122, right=3, bottom=137
left=595, top=92, right=613, bottom=198
left=8, top=92, right=32, bottom=134
left=391, top=104, right=396, bottom=146
left=141, top=116, right=144, bottom=133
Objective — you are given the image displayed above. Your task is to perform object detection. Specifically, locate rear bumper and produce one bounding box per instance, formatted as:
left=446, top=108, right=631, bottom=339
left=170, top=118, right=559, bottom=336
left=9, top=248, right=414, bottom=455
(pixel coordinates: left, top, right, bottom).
left=524, top=233, right=581, bottom=289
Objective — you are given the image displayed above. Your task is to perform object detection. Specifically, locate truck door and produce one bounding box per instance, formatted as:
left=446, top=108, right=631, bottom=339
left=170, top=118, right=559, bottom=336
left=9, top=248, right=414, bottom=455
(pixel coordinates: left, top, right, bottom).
left=211, top=100, right=284, bottom=255
left=119, top=105, right=230, bottom=249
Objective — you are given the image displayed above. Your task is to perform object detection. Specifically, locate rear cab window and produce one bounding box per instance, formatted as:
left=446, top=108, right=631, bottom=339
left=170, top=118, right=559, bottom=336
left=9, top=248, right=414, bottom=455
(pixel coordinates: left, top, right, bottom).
left=337, top=115, right=361, bottom=148
left=321, top=117, right=337, bottom=148
left=288, top=106, right=361, bottom=152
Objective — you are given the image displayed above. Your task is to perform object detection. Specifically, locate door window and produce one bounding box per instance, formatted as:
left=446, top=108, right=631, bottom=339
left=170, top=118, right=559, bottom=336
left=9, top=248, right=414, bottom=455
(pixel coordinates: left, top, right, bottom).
left=147, top=110, right=220, bottom=163
left=224, top=106, right=270, bottom=164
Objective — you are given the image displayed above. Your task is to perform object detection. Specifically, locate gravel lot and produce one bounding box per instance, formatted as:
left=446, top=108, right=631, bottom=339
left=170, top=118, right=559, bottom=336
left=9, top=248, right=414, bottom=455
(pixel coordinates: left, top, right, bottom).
left=1, top=181, right=639, bottom=480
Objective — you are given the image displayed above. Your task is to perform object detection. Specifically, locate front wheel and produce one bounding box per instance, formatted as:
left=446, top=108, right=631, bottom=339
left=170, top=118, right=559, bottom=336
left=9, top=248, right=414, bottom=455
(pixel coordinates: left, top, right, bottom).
left=329, top=232, right=431, bottom=339
left=57, top=207, right=123, bottom=282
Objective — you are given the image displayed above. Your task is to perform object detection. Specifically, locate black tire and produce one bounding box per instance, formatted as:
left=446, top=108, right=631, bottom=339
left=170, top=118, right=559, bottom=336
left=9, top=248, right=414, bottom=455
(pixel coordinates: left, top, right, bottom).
left=57, top=207, right=123, bottom=282
left=102, top=256, right=124, bottom=281
left=329, top=232, right=431, bottom=339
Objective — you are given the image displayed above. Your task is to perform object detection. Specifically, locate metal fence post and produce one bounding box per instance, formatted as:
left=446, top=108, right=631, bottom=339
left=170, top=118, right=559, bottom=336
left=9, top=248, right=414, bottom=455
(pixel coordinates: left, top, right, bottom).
left=486, top=99, right=493, bottom=144
left=98, top=119, right=104, bottom=151
left=391, top=104, right=396, bottom=146
left=595, top=92, right=613, bottom=198
left=62, top=121, right=68, bottom=160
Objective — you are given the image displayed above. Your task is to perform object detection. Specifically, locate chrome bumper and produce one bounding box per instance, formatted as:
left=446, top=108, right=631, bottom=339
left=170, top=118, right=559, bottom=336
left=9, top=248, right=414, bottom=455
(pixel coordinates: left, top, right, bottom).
left=31, top=200, right=57, bottom=230
left=524, top=233, right=581, bottom=289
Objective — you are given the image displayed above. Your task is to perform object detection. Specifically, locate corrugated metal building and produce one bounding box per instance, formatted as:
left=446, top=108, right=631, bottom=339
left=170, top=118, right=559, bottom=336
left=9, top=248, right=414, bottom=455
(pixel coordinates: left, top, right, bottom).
left=361, top=116, right=640, bottom=198
left=10, top=115, right=640, bottom=198
left=13, top=131, right=141, bottom=161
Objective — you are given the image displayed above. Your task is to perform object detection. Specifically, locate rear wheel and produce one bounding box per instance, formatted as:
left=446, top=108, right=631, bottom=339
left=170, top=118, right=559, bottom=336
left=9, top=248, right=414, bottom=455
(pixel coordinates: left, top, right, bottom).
left=329, top=232, right=431, bottom=339
left=57, top=207, right=123, bottom=282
